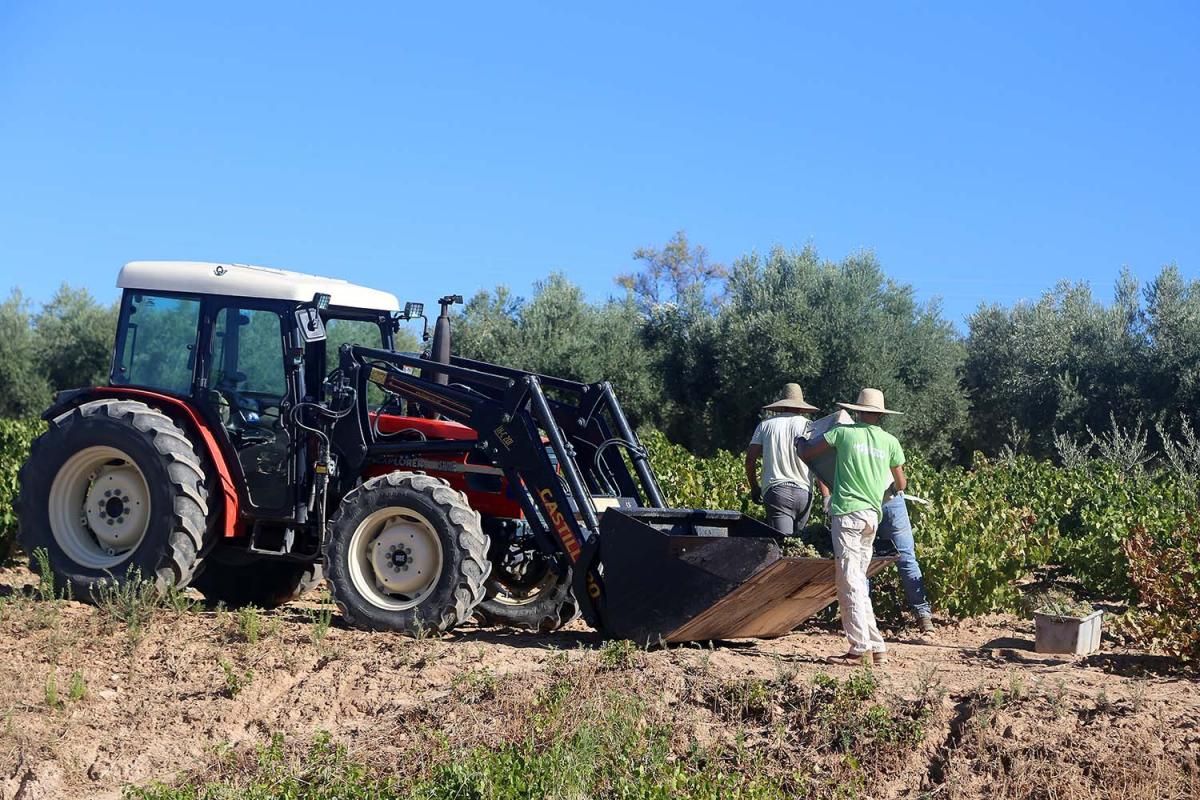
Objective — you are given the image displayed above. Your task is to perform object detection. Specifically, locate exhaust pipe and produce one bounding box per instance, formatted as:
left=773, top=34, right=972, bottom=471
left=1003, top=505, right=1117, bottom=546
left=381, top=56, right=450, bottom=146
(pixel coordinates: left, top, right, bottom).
left=425, top=294, right=462, bottom=387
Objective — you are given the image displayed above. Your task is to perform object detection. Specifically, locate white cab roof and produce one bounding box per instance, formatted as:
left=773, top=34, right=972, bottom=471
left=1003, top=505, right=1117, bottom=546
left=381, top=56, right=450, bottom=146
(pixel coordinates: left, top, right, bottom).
left=117, top=261, right=400, bottom=312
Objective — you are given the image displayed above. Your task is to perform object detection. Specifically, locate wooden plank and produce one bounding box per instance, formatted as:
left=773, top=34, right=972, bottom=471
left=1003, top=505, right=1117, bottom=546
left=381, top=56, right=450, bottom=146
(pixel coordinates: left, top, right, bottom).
left=665, top=557, right=894, bottom=643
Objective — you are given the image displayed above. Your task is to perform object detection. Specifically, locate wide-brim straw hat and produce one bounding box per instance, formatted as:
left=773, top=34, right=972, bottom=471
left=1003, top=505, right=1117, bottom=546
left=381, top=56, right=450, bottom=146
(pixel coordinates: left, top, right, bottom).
left=836, top=387, right=903, bottom=415
left=763, top=383, right=820, bottom=414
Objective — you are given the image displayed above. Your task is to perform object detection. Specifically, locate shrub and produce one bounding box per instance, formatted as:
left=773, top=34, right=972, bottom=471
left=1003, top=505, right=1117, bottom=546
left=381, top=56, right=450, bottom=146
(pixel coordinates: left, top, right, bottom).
left=1049, top=461, right=1189, bottom=601
left=1123, top=518, right=1200, bottom=662
left=641, top=428, right=753, bottom=514
left=0, top=417, right=44, bottom=559
left=904, top=456, right=1048, bottom=616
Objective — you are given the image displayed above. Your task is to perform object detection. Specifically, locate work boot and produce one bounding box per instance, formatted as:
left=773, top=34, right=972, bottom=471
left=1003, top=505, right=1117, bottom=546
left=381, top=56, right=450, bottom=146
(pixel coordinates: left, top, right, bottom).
left=826, top=651, right=872, bottom=667
left=917, top=615, right=935, bottom=634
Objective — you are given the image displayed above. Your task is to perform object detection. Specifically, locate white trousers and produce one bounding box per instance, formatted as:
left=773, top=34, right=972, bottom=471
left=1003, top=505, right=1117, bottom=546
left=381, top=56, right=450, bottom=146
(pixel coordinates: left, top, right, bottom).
left=831, top=509, right=886, bottom=655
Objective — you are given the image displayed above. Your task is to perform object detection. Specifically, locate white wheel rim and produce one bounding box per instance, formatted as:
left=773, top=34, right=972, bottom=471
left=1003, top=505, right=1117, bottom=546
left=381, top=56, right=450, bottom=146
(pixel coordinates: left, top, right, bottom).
left=348, top=507, right=443, bottom=611
left=48, top=446, right=151, bottom=570
left=491, top=566, right=558, bottom=606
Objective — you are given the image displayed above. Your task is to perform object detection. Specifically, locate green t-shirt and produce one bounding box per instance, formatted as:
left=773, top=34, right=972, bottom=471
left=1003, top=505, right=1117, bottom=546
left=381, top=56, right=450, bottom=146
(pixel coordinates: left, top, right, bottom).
left=823, top=423, right=905, bottom=516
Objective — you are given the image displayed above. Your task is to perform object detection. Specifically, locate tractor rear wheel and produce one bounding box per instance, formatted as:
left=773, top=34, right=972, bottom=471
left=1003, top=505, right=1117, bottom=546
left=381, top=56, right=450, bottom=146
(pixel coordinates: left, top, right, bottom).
left=192, top=551, right=324, bottom=608
left=476, top=529, right=580, bottom=632
left=17, top=399, right=210, bottom=599
left=324, top=472, right=489, bottom=634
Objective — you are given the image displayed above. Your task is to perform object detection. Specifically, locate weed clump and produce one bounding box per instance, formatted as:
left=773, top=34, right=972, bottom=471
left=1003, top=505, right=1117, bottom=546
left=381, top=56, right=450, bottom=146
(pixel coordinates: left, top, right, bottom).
left=306, top=604, right=334, bottom=646
left=68, top=670, right=87, bottom=701
left=598, top=638, right=639, bottom=670
left=234, top=606, right=265, bottom=644
left=451, top=667, right=498, bottom=704
left=43, top=672, right=58, bottom=709
left=218, top=658, right=252, bottom=698
left=93, top=567, right=197, bottom=642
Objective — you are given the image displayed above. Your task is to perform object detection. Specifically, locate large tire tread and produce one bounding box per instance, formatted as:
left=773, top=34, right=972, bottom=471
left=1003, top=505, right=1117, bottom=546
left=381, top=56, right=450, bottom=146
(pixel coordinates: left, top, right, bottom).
left=17, top=398, right=211, bottom=597
left=476, top=571, right=581, bottom=633
left=325, top=472, right=489, bottom=634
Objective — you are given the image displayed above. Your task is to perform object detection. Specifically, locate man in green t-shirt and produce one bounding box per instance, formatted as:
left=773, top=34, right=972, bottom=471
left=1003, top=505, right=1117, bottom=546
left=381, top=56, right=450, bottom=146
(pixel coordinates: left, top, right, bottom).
left=796, top=388, right=907, bottom=666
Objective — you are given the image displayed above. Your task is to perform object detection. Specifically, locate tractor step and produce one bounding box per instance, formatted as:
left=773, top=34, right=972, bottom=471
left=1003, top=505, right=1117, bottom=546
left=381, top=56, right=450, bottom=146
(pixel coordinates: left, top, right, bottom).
left=247, top=522, right=296, bottom=555
left=595, top=508, right=894, bottom=644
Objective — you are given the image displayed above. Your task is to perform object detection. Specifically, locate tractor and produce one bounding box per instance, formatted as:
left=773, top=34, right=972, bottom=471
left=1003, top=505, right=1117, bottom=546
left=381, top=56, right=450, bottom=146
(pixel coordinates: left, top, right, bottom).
left=18, top=261, right=887, bottom=643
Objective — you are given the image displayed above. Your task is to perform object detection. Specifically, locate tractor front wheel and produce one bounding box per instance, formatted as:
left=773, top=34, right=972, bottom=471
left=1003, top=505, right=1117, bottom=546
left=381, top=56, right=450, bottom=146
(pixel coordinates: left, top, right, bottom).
left=17, top=399, right=209, bottom=599
left=324, top=472, right=489, bottom=634
left=476, top=528, right=580, bottom=632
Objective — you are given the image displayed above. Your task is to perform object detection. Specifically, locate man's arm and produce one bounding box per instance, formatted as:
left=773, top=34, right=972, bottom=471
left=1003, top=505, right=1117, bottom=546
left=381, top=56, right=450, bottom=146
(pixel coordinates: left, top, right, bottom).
left=745, top=444, right=763, bottom=502
left=890, top=464, right=907, bottom=493
left=816, top=477, right=832, bottom=515
left=795, top=435, right=832, bottom=463
left=745, top=444, right=762, bottom=488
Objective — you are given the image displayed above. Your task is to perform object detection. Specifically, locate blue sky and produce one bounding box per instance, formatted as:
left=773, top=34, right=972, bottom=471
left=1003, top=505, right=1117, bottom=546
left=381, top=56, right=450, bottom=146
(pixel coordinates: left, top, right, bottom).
left=1, top=2, right=1196, bottom=324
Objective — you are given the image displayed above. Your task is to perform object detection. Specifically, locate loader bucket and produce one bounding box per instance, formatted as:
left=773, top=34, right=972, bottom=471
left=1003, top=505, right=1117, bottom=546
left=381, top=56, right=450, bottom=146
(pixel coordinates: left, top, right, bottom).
left=596, top=508, right=894, bottom=644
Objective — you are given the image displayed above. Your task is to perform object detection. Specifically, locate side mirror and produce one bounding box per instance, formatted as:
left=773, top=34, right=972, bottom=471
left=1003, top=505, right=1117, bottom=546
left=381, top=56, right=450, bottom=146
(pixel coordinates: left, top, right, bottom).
left=295, top=307, right=327, bottom=342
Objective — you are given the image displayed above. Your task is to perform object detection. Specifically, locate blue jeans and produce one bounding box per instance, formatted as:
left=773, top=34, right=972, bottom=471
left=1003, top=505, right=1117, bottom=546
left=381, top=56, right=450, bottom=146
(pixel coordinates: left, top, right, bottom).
left=873, top=494, right=932, bottom=618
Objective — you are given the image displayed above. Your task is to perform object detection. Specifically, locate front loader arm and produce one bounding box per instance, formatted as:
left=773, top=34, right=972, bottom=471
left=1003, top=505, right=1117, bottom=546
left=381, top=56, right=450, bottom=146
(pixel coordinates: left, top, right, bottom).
left=447, top=356, right=666, bottom=507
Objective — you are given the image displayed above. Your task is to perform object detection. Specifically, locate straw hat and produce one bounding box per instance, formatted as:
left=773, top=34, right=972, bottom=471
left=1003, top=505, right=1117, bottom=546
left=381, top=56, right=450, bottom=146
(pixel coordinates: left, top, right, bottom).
left=836, top=387, right=903, bottom=415
left=762, top=383, right=820, bottom=414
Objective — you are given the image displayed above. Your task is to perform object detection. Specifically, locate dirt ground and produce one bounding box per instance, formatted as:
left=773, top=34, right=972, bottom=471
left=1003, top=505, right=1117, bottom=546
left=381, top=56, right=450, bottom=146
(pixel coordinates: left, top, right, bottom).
left=0, top=564, right=1197, bottom=800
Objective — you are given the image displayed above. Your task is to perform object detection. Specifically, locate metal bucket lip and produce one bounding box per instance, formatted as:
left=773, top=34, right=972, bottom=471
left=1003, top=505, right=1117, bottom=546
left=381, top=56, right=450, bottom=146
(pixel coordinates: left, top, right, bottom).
left=663, top=554, right=896, bottom=643
left=618, top=506, right=744, bottom=521
left=595, top=507, right=898, bottom=645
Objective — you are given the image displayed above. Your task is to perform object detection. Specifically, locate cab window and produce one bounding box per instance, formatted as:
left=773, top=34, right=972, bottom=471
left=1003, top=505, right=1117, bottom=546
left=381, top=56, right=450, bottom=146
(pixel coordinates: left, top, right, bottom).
left=209, top=307, right=286, bottom=399
left=113, top=293, right=202, bottom=395
left=325, top=317, right=388, bottom=407
left=325, top=317, right=385, bottom=353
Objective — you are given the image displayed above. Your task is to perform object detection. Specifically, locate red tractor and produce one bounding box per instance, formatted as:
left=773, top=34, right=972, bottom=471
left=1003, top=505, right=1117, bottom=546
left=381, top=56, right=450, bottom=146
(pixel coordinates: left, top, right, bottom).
left=18, top=261, right=883, bottom=643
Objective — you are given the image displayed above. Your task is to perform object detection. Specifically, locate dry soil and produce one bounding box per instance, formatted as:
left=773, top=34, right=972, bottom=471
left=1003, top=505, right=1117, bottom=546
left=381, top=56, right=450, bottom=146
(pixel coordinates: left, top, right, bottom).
left=0, top=565, right=1196, bottom=799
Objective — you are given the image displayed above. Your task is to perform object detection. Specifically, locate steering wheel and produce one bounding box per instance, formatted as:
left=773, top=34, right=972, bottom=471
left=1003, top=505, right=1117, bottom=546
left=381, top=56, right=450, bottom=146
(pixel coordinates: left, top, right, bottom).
left=214, top=373, right=274, bottom=446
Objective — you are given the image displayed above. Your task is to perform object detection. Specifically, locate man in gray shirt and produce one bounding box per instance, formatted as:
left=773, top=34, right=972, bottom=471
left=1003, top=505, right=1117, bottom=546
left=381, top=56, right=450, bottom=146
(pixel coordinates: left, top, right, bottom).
left=745, top=384, right=819, bottom=536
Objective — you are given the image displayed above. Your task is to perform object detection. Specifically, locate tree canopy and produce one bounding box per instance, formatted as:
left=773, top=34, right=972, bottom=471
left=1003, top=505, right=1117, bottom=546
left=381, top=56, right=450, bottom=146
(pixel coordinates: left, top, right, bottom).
left=455, top=243, right=967, bottom=460
left=2, top=243, right=1193, bottom=467
left=0, top=286, right=118, bottom=417
left=454, top=237, right=1193, bottom=465
left=963, top=265, right=1200, bottom=459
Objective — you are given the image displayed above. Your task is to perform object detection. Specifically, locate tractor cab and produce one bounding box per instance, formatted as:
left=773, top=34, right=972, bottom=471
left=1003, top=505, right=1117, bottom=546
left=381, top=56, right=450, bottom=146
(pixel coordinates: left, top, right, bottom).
left=108, top=261, right=403, bottom=524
